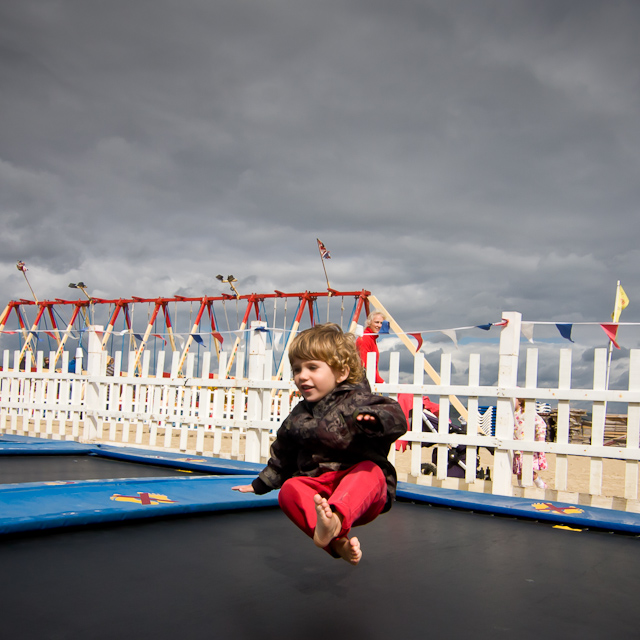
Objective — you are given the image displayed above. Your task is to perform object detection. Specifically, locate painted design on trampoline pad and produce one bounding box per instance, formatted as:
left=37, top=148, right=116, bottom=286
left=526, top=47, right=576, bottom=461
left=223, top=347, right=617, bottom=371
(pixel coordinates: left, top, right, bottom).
left=531, top=502, right=584, bottom=515
left=110, top=492, right=177, bottom=505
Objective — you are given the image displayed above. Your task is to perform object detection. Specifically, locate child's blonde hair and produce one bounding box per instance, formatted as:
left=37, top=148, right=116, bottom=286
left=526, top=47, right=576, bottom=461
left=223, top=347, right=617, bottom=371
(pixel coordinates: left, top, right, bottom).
left=288, top=323, right=364, bottom=384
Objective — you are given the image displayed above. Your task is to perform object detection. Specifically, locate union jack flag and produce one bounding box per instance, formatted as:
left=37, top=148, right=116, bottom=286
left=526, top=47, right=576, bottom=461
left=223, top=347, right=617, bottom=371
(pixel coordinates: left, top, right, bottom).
left=16, top=261, right=27, bottom=273
left=317, top=239, right=331, bottom=259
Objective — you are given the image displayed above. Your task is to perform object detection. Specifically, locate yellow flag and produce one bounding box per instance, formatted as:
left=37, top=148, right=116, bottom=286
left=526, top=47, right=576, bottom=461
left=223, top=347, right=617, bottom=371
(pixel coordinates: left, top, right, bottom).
left=612, top=284, right=630, bottom=323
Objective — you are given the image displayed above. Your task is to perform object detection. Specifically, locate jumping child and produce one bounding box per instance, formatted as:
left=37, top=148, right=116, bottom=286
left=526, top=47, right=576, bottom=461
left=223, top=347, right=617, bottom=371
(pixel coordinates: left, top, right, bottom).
left=232, top=323, right=407, bottom=565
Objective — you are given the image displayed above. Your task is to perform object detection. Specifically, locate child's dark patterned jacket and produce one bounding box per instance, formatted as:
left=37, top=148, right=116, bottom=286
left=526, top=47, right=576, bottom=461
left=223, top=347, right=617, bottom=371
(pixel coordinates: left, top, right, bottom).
left=252, top=378, right=407, bottom=512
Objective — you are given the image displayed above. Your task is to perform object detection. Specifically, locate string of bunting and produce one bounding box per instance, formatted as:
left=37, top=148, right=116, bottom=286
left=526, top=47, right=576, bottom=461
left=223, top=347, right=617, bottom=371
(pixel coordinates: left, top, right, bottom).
left=3, top=320, right=638, bottom=350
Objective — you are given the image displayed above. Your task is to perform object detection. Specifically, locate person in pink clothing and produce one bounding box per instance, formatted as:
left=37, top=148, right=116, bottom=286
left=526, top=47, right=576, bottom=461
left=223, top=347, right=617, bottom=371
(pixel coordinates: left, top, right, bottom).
left=356, top=311, right=386, bottom=384
left=513, top=397, right=548, bottom=488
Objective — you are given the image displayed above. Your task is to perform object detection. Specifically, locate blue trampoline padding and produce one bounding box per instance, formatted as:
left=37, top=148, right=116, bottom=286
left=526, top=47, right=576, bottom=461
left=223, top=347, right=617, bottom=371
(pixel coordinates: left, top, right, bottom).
left=0, top=438, right=94, bottom=454
left=0, top=437, right=265, bottom=475
left=0, top=475, right=279, bottom=535
left=397, top=482, right=640, bottom=535
left=93, top=444, right=265, bottom=475
left=0, top=435, right=54, bottom=443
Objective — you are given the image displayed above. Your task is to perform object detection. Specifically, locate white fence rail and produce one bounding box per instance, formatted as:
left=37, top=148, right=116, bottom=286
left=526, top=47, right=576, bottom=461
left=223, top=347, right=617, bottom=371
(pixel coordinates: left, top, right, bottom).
left=2, top=314, right=640, bottom=511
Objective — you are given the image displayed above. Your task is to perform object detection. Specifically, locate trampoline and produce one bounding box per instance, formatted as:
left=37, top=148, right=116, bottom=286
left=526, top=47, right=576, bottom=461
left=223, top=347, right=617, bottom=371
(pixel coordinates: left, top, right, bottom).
left=1, top=436, right=639, bottom=640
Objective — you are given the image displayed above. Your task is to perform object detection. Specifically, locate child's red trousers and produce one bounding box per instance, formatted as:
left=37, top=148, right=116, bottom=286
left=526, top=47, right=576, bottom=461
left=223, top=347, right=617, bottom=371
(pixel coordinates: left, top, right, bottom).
left=277, top=460, right=387, bottom=553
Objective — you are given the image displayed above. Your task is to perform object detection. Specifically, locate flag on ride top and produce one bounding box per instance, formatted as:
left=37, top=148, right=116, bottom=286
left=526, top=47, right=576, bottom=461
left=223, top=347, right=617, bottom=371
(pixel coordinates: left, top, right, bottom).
left=16, top=261, right=27, bottom=273
left=612, top=284, right=630, bottom=323
left=317, top=239, right=331, bottom=260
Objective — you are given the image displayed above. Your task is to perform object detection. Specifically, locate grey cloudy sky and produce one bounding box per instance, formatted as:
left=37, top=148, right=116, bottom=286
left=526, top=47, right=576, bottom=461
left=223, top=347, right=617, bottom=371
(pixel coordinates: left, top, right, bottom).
left=1, top=0, right=639, bottom=387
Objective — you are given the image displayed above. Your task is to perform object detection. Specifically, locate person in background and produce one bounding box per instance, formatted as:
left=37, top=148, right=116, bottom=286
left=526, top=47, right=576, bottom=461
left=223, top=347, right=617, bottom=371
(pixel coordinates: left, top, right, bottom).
left=356, top=311, right=386, bottom=384
left=106, top=356, right=115, bottom=376
left=513, top=397, right=548, bottom=489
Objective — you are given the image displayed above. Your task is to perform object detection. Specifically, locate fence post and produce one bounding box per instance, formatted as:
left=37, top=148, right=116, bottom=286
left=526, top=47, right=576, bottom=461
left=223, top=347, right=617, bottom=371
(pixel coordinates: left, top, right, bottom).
left=246, top=321, right=267, bottom=462
left=82, top=325, right=104, bottom=443
left=493, top=311, right=522, bottom=495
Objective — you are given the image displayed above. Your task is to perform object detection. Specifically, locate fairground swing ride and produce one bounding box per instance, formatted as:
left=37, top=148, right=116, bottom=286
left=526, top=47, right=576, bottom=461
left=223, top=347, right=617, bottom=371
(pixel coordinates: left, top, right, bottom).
left=3, top=248, right=470, bottom=424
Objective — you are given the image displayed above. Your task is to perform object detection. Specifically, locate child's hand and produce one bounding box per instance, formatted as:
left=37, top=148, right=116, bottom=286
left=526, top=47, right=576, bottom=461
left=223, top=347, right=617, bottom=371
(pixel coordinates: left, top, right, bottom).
left=232, top=485, right=255, bottom=493
left=356, top=413, right=378, bottom=423
left=355, top=412, right=383, bottom=432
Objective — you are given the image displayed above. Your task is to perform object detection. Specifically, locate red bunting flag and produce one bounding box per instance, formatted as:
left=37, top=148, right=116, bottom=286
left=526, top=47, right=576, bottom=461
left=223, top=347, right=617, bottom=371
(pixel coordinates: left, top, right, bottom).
left=600, top=324, right=620, bottom=349
left=409, top=332, right=423, bottom=351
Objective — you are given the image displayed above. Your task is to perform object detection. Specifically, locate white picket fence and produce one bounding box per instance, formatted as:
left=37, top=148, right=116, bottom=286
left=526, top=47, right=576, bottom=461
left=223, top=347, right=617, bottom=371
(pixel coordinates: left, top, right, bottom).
left=2, top=313, right=640, bottom=511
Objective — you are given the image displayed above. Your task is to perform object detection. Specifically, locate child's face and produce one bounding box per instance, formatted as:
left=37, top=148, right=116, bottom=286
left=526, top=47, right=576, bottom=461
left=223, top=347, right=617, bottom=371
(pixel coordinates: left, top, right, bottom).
left=291, top=358, right=349, bottom=403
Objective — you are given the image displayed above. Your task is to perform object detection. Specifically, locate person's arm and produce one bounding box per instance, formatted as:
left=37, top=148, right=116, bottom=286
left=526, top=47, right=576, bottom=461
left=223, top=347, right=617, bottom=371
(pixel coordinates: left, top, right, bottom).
left=231, top=417, right=298, bottom=494
left=232, top=484, right=255, bottom=493
left=352, top=397, right=407, bottom=440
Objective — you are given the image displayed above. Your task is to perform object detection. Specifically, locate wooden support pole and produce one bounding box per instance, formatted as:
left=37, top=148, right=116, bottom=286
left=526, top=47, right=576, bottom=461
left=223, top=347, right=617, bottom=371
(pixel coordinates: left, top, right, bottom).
left=163, top=303, right=178, bottom=352
left=52, top=305, right=82, bottom=368
left=46, top=306, right=62, bottom=345
left=367, top=294, right=469, bottom=422
left=131, top=302, right=163, bottom=374
left=347, top=291, right=370, bottom=333
left=18, top=305, right=46, bottom=364
left=101, top=303, right=125, bottom=349
left=178, top=298, right=208, bottom=375
left=224, top=296, right=260, bottom=378
left=0, top=303, right=12, bottom=332
left=274, top=296, right=310, bottom=382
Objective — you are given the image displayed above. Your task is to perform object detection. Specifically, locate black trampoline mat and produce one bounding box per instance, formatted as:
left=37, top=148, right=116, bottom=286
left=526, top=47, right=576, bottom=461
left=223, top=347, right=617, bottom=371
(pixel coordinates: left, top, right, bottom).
left=0, top=501, right=638, bottom=640
left=0, top=455, right=211, bottom=484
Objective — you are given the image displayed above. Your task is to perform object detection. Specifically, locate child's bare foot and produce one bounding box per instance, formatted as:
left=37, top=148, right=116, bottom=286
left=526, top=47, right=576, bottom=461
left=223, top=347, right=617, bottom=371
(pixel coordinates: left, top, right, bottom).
left=330, top=536, right=362, bottom=566
left=312, top=494, right=341, bottom=548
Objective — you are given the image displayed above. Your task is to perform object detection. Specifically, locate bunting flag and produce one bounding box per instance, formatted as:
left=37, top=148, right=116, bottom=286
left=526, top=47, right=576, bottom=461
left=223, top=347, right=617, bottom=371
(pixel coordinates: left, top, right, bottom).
left=191, top=334, right=204, bottom=345
left=317, top=239, right=331, bottom=259
left=492, top=319, right=509, bottom=327
left=409, top=332, right=423, bottom=351
left=440, top=329, right=458, bottom=347
left=379, top=320, right=390, bottom=335
left=175, top=335, right=185, bottom=349
left=133, top=333, right=144, bottom=341
left=271, top=329, right=283, bottom=349
left=600, top=324, right=620, bottom=349
left=521, top=323, right=535, bottom=343
left=151, top=334, right=167, bottom=345
left=212, top=332, right=224, bottom=344
left=556, top=323, right=574, bottom=343
left=612, top=284, right=630, bottom=323
left=44, top=331, right=59, bottom=341
left=476, top=323, right=492, bottom=331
